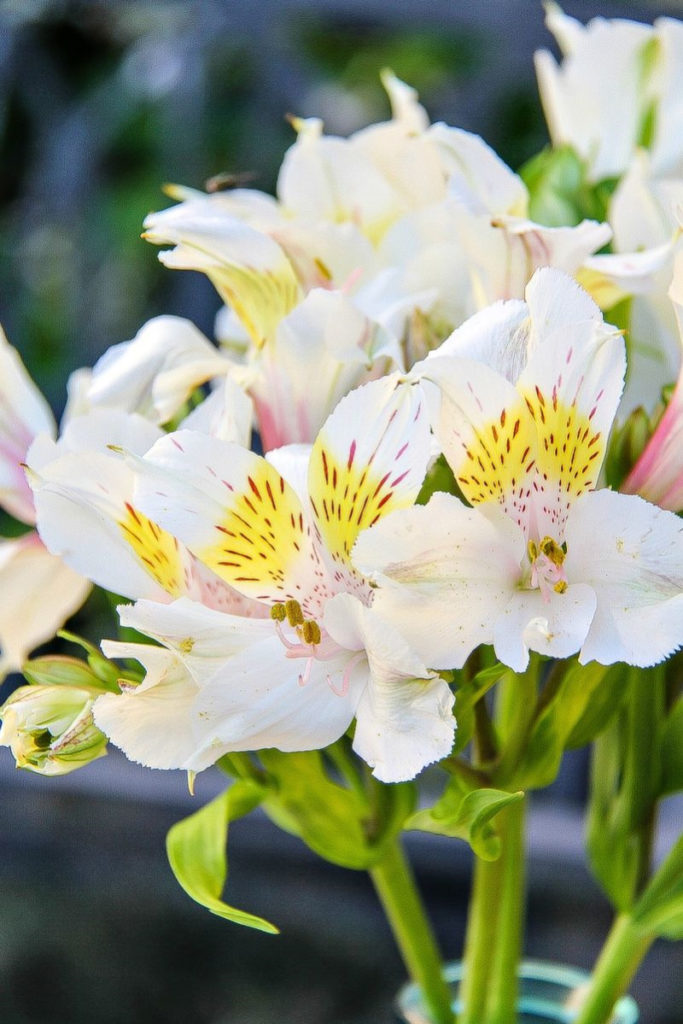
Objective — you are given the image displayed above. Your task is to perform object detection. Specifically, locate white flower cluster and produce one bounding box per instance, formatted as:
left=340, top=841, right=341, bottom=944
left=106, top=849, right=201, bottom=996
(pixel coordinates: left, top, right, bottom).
left=2, top=7, right=683, bottom=785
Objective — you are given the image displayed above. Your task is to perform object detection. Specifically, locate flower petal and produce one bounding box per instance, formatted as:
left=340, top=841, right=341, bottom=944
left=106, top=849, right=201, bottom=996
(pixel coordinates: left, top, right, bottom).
left=492, top=584, right=596, bottom=673
left=0, top=533, right=90, bottom=675
left=352, top=493, right=524, bottom=669
left=0, top=328, right=56, bottom=523
left=308, top=375, right=432, bottom=566
left=87, top=316, right=227, bottom=424
left=517, top=269, right=626, bottom=537
left=94, top=642, right=202, bottom=770
left=190, top=638, right=359, bottom=766
left=133, top=431, right=323, bottom=608
left=143, top=214, right=301, bottom=349
left=324, top=593, right=455, bottom=782
left=418, top=353, right=537, bottom=528
left=565, top=489, right=683, bottom=667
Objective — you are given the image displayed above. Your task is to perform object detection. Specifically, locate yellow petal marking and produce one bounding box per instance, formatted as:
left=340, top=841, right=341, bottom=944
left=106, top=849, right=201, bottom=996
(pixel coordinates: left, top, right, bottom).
left=454, top=401, right=537, bottom=526
left=309, top=436, right=416, bottom=566
left=118, top=503, right=184, bottom=596
left=196, top=460, right=314, bottom=604
left=522, top=386, right=603, bottom=499
left=454, top=389, right=602, bottom=533
left=208, top=259, right=301, bottom=350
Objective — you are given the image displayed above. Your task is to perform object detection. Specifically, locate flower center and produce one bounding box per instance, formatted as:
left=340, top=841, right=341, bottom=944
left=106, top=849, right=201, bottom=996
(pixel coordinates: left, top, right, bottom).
left=527, top=536, right=568, bottom=602
left=270, top=598, right=352, bottom=691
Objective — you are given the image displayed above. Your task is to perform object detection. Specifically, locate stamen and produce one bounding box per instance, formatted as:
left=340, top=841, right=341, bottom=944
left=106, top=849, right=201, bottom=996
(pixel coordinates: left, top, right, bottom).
left=271, top=603, right=286, bottom=622
left=527, top=534, right=569, bottom=603
left=327, top=651, right=364, bottom=697
left=301, top=619, right=321, bottom=645
left=284, top=599, right=304, bottom=627
left=298, top=655, right=314, bottom=687
left=539, top=536, right=565, bottom=567
left=274, top=620, right=299, bottom=651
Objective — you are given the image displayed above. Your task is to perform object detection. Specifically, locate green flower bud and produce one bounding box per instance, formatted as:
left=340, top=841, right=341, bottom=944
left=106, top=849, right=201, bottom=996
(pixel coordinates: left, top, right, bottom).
left=604, top=405, right=653, bottom=490
left=0, top=684, right=107, bottom=776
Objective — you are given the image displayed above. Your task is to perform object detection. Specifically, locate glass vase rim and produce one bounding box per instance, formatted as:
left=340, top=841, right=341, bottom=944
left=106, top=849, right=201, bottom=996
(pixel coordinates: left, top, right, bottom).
left=395, top=957, right=640, bottom=1024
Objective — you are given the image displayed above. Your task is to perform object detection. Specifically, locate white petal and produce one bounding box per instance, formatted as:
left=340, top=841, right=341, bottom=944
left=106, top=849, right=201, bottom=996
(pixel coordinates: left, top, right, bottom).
left=276, top=119, right=399, bottom=240
left=352, top=493, right=524, bottom=669
left=0, top=533, right=90, bottom=675
left=428, top=124, right=527, bottom=217
left=422, top=296, right=529, bottom=383
left=94, top=643, right=203, bottom=770
left=116, top=597, right=272, bottom=681
left=251, top=288, right=388, bottom=449
left=190, top=636, right=359, bottom=765
left=133, top=430, right=324, bottom=608
left=0, top=328, right=55, bottom=522
left=565, top=490, right=683, bottom=667
left=29, top=447, right=181, bottom=602
left=309, top=375, right=432, bottom=567
left=492, top=584, right=596, bottom=673
left=535, top=13, right=655, bottom=181
left=88, top=316, right=226, bottom=424
left=324, top=592, right=455, bottom=782
left=143, top=214, right=301, bottom=348
left=178, top=377, right=253, bottom=447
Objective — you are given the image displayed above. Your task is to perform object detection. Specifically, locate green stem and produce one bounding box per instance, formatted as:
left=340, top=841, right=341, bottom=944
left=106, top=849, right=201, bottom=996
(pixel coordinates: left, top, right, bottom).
left=572, top=913, right=653, bottom=1024
left=458, top=848, right=505, bottom=1024
left=458, top=798, right=526, bottom=1024
left=486, top=798, right=526, bottom=1024
left=370, top=839, right=454, bottom=1024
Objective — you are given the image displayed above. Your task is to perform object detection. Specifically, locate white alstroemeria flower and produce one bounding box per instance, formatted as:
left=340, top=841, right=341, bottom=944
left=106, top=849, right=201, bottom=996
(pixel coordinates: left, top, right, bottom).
left=236, top=288, right=402, bottom=450
left=577, top=152, right=683, bottom=414
left=354, top=269, right=683, bottom=672
left=0, top=329, right=90, bottom=674
left=143, top=213, right=303, bottom=351
left=277, top=72, right=444, bottom=244
left=0, top=327, right=55, bottom=523
left=115, top=376, right=454, bottom=782
left=535, top=6, right=683, bottom=183
left=85, top=316, right=228, bottom=425
left=27, top=409, right=262, bottom=618
left=623, top=251, right=683, bottom=511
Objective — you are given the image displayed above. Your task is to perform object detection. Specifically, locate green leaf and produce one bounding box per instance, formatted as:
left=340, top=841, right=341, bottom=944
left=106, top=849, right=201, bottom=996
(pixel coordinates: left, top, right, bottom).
left=511, top=662, right=624, bottom=790
left=260, top=749, right=414, bottom=870
left=520, top=143, right=618, bottom=230
left=520, top=145, right=585, bottom=227
left=660, top=697, right=683, bottom=796
left=452, top=661, right=508, bottom=755
left=407, top=776, right=523, bottom=860
left=166, top=780, right=277, bottom=933
left=632, top=836, right=683, bottom=940
left=587, top=710, right=641, bottom=911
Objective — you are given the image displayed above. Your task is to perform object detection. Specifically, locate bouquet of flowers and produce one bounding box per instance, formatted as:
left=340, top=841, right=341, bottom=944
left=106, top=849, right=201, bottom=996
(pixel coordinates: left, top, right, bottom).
left=1, top=6, right=682, bottom=1023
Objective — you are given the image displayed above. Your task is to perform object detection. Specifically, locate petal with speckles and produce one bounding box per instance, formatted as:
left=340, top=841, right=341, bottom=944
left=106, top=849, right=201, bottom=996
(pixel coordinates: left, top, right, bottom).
left=308, top=374, right=432, bottom=567
left=132, top=430, right=327, bottom=610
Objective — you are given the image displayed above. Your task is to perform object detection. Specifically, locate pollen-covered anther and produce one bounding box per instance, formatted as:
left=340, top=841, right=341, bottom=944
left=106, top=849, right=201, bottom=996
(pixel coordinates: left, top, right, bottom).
left=284, top=599, right=304, bottom=626
left=270, top=603, right=287, bottom=622
left=300, top=620, right=321, bottom=645
left=527, top=535, right=568, bottom=602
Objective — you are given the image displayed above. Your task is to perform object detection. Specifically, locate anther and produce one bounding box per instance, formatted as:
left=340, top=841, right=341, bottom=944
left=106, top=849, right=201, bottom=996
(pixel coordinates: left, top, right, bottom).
left=301, top=620, right=321, bottom=645
left=284, top=599, right=304, bottom=627
left=271, top=603, right=286, bottom=622
left=539, top=536, right=565, bottom=566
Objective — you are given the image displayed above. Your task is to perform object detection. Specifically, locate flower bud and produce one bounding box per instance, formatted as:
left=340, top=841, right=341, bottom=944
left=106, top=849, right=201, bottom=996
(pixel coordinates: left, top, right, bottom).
left=0, top=684, right=107, bottom=776
left=604, top=404, right=653, bottom=489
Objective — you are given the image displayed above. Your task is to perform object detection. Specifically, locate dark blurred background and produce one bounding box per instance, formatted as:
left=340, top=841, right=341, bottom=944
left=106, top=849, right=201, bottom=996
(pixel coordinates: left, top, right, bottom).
left=0, top=2, right=682, bottom=1022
